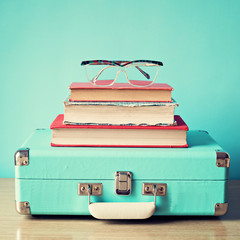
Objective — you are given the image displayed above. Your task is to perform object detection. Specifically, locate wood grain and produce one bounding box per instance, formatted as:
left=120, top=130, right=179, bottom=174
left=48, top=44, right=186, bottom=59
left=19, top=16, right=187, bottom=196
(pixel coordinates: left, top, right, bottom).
left=0, top=179, right=240, bottom=240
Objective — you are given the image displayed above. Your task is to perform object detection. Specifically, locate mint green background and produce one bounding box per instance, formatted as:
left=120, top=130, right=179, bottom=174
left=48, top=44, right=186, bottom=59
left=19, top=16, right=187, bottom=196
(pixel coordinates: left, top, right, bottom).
left=1, top=0, right=239, bottom=179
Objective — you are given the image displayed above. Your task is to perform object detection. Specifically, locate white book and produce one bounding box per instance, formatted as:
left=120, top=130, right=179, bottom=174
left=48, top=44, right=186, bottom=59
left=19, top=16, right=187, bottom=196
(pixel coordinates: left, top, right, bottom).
left=63, top=97, right=178, bottom=126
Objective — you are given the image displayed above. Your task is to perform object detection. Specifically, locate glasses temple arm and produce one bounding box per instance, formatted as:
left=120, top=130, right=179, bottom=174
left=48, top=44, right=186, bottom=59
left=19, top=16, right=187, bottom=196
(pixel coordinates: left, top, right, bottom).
left=135, top=66, right=150, bottom=79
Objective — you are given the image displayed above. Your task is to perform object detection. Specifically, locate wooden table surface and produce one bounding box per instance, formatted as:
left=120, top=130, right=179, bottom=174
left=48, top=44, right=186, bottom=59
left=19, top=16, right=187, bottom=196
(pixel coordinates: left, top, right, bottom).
left=0, top=179, right=239, bottom=240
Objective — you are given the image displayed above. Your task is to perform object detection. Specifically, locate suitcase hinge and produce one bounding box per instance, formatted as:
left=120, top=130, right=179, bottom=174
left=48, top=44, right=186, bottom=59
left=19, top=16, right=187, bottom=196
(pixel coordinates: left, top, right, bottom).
left=78, top=183, right=103, bottom=196
left=216, top=151, right=230, bottom=168
left=15, top=149, right=29, bottom=166
left=142, top=183, right=167, bottom=196
left=115, top=171, right=132, bottom=195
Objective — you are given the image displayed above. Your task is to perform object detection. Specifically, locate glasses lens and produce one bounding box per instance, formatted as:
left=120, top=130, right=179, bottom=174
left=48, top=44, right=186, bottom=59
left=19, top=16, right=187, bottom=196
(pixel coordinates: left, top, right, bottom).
left=84, top=65, right=118, bottom=86
left=125, top=63, right=160, bottom=86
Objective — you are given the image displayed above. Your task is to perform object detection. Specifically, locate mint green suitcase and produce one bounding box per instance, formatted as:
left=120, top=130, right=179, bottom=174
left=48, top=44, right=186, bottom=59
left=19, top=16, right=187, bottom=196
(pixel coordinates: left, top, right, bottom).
left=15, top=129, right=229, bottom=219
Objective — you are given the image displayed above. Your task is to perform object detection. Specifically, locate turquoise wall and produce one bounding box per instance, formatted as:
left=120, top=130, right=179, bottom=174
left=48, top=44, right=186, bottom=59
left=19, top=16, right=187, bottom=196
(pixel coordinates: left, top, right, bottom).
left=1, top=0, right=239, bottom=178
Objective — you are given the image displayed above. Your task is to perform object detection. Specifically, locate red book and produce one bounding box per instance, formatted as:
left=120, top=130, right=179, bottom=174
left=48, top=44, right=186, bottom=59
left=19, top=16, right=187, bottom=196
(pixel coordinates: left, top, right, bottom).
left=50, top=114, right=188, bottom=148
left=69, top=82, right=173, bottom=102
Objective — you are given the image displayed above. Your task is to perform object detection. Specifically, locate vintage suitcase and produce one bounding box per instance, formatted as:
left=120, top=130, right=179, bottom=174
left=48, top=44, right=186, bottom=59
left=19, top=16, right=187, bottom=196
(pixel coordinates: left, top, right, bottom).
left=15, top=129, right=230, bottom=219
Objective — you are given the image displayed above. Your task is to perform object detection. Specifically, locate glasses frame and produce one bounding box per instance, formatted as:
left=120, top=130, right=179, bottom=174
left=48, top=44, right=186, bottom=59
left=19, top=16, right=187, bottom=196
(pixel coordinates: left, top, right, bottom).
left=81, top=60, right=163, bottom=87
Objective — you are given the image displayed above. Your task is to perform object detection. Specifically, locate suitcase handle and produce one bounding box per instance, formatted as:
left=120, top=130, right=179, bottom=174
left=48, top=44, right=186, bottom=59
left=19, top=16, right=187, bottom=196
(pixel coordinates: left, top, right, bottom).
left=88, top=185, right=157, bottom=220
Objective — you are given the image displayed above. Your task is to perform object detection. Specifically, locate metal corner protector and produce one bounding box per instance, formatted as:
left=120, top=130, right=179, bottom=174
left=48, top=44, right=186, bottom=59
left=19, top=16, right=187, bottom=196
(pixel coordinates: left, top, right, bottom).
left=15, top=201, right=31, bottom=215
left=214, top=203, right=228, bottom=216
left=15, top=148, right=29, bottom=166
left=216, top=151, right=230, bottom=168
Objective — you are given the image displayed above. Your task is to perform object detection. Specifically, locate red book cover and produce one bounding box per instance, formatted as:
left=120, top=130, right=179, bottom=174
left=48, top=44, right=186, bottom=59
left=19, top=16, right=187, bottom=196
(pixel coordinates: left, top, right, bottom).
left=69, top=82, right=174, bottom=102
left=50, top=115, right=188, bottom=148
left=69, top=82, right=173, bottom=91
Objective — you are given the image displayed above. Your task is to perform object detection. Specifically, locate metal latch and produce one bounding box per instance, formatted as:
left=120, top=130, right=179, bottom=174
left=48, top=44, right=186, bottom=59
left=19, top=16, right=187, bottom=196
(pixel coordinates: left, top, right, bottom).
left=115, top=171, right=132, bottom=195
left=78, top=183, right=103, bottom=196
left=142, top=183, right=167, bottom=196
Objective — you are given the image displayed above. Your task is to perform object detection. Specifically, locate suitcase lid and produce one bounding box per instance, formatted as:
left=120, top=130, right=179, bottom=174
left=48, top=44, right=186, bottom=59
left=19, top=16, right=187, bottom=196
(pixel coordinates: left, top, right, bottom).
left=15, top=129, right=229, bottom=180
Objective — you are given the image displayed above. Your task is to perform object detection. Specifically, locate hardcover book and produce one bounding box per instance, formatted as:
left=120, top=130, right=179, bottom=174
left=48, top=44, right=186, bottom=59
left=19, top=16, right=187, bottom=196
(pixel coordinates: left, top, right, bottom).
left=69, top=82, right=173, bottom=102
left=51, top=114, right=188, bottom=148
left=64, top=97, right=178, bottom=126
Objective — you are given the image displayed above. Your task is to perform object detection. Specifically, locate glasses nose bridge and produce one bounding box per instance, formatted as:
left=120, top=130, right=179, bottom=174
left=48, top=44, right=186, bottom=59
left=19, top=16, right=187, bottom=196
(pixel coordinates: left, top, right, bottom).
left=117, top=66, right=127, bottom=73
left=115, top=67, right=128, bottom=80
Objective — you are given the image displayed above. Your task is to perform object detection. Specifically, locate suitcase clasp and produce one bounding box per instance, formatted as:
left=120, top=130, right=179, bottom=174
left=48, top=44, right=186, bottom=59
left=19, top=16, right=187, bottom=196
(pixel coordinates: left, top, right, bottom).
left=115, top=171, right=132, bottom=195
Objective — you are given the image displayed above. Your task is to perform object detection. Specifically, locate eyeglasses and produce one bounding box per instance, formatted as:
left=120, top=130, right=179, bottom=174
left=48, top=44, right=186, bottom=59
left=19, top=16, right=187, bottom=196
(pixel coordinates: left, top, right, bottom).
left=81, top=60, right=163, bottom=87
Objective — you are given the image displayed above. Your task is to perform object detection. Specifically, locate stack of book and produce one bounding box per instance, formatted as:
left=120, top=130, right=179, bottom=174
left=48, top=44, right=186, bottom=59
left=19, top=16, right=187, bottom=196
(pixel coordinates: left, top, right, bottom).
left=50, top=82, right=188, bottom=147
